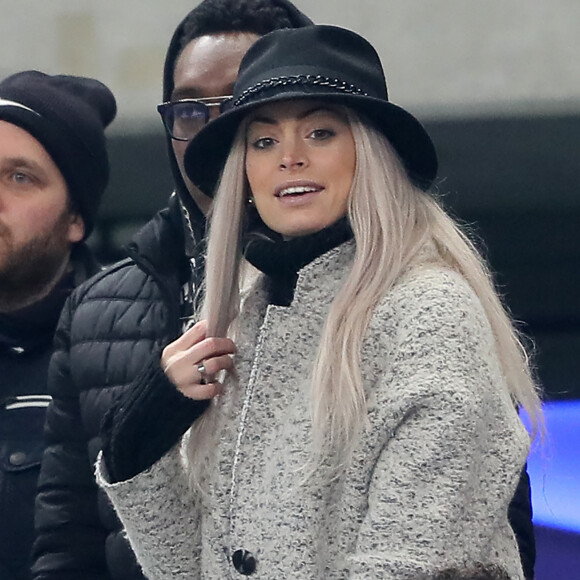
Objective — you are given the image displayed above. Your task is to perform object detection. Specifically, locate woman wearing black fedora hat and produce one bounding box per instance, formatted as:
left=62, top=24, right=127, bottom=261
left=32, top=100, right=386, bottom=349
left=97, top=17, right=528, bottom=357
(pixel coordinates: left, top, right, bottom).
left=97, top=25, right=541, bottom=580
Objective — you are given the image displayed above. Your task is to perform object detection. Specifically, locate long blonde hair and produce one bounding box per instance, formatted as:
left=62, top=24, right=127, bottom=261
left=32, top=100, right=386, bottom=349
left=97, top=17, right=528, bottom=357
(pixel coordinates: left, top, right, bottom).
left=188, top=108, right=542, bottom=476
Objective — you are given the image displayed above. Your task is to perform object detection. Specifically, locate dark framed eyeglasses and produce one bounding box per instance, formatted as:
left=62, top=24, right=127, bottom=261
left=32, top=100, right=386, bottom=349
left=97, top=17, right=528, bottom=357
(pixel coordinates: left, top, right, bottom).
left=157, top=96, right=232, bottom=141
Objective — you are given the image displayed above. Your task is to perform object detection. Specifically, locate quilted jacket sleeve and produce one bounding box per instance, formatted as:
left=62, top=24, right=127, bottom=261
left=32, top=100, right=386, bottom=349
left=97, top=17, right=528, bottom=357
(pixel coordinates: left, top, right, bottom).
left=32, top=296, right=112, bottom=580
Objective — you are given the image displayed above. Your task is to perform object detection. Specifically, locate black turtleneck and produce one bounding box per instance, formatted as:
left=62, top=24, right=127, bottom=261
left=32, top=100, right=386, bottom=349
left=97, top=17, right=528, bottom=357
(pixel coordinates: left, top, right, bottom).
left=244, top=216, right=353, bottom=306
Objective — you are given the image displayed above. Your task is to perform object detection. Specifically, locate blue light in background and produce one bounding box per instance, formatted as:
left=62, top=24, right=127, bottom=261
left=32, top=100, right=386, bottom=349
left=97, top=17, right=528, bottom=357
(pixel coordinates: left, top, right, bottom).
left=525, top=401, right=580, bottom=533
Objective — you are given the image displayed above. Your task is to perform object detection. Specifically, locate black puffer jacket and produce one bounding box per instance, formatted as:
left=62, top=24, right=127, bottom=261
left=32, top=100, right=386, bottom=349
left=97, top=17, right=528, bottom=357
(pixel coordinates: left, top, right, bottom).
left=0, top=246, right=99, bottom=580
left=31, top=198, right=207, bottom=580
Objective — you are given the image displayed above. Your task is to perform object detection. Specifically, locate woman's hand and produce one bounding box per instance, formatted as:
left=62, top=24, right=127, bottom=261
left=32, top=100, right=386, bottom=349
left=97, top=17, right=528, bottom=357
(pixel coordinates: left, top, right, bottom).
left=161, top=320, right=236, bottom=400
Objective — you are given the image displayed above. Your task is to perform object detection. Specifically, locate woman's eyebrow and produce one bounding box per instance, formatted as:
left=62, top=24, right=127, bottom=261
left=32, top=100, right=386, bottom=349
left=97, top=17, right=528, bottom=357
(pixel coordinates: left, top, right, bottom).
left=298, top=106, right=330, bottom=120
left=247, top=115, right=276, bottom=127
left=247, top=106, right=339, bottom=129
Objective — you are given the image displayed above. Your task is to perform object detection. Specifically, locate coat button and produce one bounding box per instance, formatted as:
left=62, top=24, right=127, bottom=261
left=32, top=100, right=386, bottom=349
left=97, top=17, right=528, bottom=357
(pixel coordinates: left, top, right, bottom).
left=232, top=549, right=257, bottom=575
left=9, top=451, right=27, bottom=466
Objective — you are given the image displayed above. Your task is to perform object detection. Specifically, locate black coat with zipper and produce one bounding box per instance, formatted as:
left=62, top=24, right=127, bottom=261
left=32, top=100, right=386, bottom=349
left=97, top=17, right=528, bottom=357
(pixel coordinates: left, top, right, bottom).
left=0, top=246, right=99, bottom=580
left=31, top=198, right=207, bottom=580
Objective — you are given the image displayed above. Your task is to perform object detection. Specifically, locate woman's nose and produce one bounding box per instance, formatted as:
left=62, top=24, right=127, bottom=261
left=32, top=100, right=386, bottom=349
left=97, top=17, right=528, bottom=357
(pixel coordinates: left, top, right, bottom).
left=279, top=139, right=306, bottom=170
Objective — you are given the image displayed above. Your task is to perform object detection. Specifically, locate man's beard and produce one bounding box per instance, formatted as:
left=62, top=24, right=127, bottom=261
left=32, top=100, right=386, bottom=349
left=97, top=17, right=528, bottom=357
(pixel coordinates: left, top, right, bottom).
left=0, top=213, right=72, bottom=312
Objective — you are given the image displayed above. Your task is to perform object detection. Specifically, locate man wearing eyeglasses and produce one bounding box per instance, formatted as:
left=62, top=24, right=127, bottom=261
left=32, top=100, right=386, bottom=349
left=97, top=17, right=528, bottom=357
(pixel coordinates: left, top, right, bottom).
left=31, top=2, right=313, bottom=580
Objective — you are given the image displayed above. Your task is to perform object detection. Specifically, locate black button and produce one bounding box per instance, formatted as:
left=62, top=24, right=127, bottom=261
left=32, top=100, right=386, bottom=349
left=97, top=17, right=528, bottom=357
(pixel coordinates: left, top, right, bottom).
left=232, top=549, right=257, bottom=575
left=9, top=451, right=27, bottom=466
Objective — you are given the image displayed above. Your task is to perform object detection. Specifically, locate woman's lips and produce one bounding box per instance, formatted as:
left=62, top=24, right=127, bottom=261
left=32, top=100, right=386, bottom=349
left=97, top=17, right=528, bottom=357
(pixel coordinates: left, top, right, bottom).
left=276, top=189, right=322, bottom=205
left=276, top=185, right=321, bottom=197
left=273, top=182, right=324, bottom=206
left=274, top=182, right=324, bottom=205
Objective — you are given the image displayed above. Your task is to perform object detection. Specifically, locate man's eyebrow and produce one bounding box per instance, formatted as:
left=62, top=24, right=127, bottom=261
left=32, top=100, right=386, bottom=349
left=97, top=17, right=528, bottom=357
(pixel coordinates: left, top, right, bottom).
left=169, top=88, right=203, bottom=101
left=1, top=156, right=41, bottom=170
left=170, top=85, right=235, bottom=101
left=0, top=156, right=48, bottom=178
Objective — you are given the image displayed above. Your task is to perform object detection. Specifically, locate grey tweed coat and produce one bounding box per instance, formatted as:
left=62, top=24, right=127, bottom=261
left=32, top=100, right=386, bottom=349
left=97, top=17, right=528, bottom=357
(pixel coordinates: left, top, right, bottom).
left=97, top=241, right=529, bottom=580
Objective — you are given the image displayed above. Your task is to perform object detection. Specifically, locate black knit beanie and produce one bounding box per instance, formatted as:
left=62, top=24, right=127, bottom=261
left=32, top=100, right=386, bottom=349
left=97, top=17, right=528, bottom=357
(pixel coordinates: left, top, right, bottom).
left=0, top=70, right=117, bottom=238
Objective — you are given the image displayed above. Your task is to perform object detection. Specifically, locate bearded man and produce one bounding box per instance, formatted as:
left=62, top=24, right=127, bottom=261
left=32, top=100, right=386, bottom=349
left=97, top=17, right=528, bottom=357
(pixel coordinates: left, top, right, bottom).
left=0, top=71, right=116, bottom=580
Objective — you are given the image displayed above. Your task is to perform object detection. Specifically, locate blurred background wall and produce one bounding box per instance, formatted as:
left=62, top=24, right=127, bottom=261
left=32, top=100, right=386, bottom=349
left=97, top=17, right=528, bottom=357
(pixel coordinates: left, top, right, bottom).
left=1, top=1, right=579, bottom=576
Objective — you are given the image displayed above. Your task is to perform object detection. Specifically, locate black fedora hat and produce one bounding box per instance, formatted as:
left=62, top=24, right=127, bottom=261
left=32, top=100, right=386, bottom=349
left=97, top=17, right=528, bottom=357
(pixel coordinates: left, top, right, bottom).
left=184, top=25, right=438, bottom=195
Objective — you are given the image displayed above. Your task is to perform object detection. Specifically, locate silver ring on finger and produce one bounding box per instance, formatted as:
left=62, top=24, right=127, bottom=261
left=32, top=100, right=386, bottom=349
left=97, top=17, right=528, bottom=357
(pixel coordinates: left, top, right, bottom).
left=197, top=362, right=208, bottom=385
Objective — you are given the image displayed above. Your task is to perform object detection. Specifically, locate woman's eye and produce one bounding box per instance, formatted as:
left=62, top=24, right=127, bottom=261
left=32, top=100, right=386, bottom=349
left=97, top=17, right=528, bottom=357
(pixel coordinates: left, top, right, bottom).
left=310, top=128, right=335, bottom=140
left=251, top=137, right=276, bottom=150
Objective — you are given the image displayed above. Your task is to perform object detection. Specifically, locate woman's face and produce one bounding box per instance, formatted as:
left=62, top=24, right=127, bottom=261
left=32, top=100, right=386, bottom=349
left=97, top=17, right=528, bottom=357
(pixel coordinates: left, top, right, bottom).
left=244, top=99, right=356, bottom=238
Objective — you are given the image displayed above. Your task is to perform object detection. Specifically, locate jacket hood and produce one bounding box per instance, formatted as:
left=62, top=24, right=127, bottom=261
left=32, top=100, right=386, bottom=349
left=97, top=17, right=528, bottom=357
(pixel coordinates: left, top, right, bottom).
left=160, top=1, right=313, bottom=256
left=126, top=193, right=187, bottom=277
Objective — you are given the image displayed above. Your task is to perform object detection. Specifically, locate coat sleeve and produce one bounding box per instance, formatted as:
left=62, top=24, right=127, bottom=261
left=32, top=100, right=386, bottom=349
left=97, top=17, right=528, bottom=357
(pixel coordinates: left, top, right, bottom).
left=348, top=273, right=530, bottom=580
left=31, top=296, right=112, bottom=580
left=95, top=446, right=202, bottom=580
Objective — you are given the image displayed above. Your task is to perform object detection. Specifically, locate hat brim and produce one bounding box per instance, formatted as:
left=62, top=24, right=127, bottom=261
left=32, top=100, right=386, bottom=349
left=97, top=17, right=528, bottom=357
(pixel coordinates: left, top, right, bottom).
left=184, top=91, right=438, bottom=196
